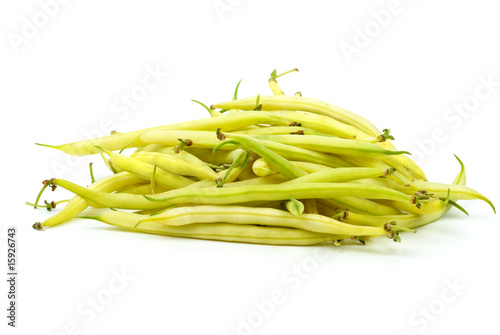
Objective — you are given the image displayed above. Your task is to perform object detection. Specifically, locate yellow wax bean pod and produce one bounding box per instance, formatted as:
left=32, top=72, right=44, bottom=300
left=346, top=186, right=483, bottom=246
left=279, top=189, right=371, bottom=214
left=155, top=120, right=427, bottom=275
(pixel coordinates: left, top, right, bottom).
left=253, top=135, right=410, bottom=158
left=211, top=95, right=381, bottom=139
left=81, top=210, right=347, bottom=246
left=140, top=205, right=388, bottom=237
left=132, top=151, right=217, bottom=180
left=283, top=167, right=394, bottom=185
left=97, top=146, right=195, bottom=189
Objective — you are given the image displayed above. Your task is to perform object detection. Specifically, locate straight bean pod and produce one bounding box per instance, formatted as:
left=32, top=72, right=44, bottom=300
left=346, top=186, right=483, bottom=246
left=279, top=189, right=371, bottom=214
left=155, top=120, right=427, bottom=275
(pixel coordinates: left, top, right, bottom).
left=145, top=182, right=416, bottom=206
left=83, top=210, right=346, bottom=246
left=252, top=135, right=410, bottom=157
left=139, top=205, right=387, bottom=237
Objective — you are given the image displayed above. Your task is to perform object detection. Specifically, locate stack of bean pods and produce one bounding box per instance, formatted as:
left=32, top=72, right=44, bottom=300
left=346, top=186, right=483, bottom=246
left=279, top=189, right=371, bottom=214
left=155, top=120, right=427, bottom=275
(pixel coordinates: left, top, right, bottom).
left=30, top=69, right=496, bottom=246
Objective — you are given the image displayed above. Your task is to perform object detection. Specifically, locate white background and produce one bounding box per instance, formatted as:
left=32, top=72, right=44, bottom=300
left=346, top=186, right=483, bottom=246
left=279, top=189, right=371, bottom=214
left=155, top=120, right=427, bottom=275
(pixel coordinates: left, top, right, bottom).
left=1, top=0, right=499, bottom=334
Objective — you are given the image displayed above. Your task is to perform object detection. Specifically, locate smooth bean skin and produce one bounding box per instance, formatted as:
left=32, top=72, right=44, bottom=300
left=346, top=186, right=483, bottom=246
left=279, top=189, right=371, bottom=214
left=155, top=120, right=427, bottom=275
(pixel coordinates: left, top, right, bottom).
left=253, top=135, right=410, bottom=158
left=291, top=161, right=343, bottom=173
left=139, top=205, right=387, bottom=237
left=283, top=167, right=391, bottom=184
left=86, top=210, right=347, bottom=246
left=116, top=183, right=170, bottom=195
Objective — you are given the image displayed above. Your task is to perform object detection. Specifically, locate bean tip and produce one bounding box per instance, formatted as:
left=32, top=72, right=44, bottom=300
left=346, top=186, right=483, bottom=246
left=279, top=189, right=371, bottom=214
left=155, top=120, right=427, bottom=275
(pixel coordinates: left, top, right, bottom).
left=32, top=222, right=44, bottom=231
left=333, top=239, right=344, bottom=246
left=35, top=143, right=58, bottom=149
left=352, top=236, right=365, bottom=245
left=216, top=128, right=226, bottom=141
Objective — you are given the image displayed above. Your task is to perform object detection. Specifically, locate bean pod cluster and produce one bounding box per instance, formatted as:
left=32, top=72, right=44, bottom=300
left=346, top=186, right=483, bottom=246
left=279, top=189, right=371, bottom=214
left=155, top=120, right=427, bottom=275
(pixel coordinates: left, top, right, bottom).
left=30, top=69, right=495, bottom=246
